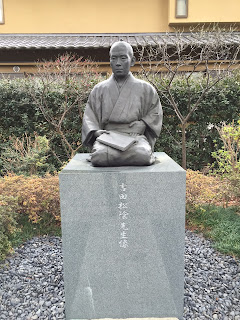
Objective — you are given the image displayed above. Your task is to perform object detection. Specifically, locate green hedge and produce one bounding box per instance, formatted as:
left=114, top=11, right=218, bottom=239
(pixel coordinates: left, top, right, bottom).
left=0, top=77, right=94, bottom=172
left=0, top=74, right=239, bottom=172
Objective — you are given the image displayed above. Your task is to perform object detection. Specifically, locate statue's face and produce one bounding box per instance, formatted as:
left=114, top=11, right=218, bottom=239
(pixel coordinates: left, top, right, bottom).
left=110, top=43, right=135, bottom=79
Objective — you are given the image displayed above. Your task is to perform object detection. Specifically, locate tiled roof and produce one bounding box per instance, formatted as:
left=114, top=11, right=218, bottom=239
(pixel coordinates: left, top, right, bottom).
left=0, top=33, right=239, bottom=49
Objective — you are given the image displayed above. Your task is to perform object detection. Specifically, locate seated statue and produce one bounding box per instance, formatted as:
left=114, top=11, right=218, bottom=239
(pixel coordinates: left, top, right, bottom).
left=82, top=40, right=163, bottom=166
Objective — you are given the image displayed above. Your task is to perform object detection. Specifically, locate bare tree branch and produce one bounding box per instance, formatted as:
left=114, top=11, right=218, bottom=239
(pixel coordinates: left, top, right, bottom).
left=29, top=54, right=101, bottom=160
left=136, top=27, right=240, bottom=168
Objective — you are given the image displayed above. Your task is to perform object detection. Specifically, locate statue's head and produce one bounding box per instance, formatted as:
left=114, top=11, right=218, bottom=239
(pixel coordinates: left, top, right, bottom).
left=109, top=41, right=136, bottom=79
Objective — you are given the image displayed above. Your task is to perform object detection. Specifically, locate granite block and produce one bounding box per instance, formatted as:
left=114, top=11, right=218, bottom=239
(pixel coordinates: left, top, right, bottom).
left=59, top=152, right=186, bottom=320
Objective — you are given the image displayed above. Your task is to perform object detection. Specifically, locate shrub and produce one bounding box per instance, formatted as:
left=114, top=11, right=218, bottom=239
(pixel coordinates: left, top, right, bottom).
left=211, top=120, right=240, bottom=203
left=0, top=133, right=55, bottom=176
left=186, top=169, right=231, bottom=209
left=0, top=174, right=60, bottom=224
left=0, top=195, right=19, bottom=260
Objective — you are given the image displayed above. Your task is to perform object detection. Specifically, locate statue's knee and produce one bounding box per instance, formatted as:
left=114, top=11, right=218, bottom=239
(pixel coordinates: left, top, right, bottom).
left=91, top=151, right=107, bottom=166
left=91, top=141, right=109, bottom=166
left=135, top=147, right=153, bottom=165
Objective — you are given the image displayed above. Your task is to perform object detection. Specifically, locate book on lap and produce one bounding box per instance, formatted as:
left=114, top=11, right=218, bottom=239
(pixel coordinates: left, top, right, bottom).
left=96, top=131, right=136, bottom=151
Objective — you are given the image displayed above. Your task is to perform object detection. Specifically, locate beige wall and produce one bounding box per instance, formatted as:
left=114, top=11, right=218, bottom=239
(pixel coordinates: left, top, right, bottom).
left=1, top=0, right=239, bottom=34
left=169, top=0, right=240, bottom=25
left=0, top=0, right=170, bottom=33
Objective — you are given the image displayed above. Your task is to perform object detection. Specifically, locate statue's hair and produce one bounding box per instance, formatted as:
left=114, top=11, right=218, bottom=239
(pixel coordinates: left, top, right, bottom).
left=109, top=40, right=134, bottom=58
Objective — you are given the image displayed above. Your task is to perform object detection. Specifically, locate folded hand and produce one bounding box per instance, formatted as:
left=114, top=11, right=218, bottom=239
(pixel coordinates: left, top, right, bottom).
left=94, top=130, right=110, bottom=138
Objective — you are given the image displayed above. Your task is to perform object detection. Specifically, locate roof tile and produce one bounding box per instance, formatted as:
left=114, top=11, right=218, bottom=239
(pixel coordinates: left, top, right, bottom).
left=0, top=33, right=239, bottom=49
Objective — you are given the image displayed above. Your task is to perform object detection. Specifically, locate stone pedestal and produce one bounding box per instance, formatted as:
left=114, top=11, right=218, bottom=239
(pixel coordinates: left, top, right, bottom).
left=59, top=153, right=186, bottom=320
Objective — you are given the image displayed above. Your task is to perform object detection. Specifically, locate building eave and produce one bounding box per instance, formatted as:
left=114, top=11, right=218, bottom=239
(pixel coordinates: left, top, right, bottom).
left=0, top=32, right=240, bottom=50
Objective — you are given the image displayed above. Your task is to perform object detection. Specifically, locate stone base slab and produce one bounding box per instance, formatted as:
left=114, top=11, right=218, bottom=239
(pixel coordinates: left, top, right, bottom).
left=59, top=152, right=186, bottom=320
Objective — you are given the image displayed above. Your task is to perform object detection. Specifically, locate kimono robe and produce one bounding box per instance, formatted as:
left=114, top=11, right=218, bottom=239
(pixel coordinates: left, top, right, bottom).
left=82, top=72, right=162, bottom=166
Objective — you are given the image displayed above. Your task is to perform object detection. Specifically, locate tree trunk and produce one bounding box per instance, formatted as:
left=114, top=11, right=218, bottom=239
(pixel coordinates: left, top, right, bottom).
left=181, top=123, right=187, bottom=170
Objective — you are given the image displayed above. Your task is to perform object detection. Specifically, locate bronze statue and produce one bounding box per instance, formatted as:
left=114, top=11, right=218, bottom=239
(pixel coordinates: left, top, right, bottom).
left=82, top=41, right=163, bottom=166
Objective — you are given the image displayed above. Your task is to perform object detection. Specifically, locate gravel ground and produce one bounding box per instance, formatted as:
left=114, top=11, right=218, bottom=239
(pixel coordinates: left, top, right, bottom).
left=0, top=230, right=239, bottom=320
left=184, top=231, right=240, bottom=320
